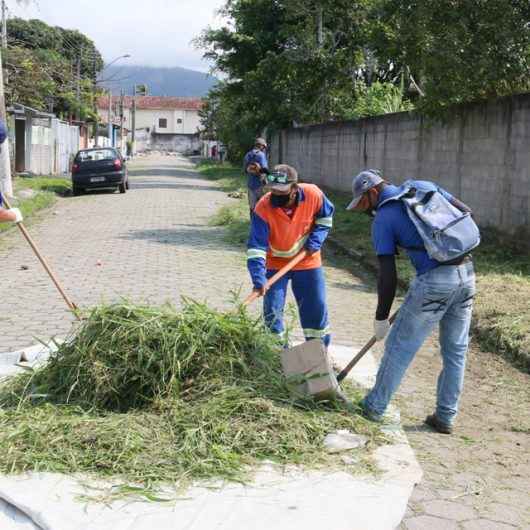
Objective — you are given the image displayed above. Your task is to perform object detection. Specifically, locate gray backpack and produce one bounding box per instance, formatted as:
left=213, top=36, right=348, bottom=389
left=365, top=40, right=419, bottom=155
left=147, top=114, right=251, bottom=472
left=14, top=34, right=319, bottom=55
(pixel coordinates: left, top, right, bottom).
left=381, top=180, right=480, bottom=263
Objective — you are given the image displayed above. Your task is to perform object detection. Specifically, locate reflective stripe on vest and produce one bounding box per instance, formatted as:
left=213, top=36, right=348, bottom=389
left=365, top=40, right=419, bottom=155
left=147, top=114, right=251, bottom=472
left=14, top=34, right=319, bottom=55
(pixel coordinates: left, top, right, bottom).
left=270, top=234, right=309, bottom=258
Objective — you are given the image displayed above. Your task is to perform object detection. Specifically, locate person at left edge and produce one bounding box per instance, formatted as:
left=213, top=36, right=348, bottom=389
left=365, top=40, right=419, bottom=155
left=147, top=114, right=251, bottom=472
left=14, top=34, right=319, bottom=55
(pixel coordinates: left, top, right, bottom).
left=247, top=164, right=334, bottom=348
left=0, top=121, right=23, bottom=224
left=0, top=192, right=23, bottom=224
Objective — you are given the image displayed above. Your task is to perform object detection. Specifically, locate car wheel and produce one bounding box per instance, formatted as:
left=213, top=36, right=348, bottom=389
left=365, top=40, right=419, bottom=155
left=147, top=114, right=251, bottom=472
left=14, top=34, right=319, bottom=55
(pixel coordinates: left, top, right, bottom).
left=119, top=181, right=127, bottom=194
left=73, top=185, right=82, bottom=196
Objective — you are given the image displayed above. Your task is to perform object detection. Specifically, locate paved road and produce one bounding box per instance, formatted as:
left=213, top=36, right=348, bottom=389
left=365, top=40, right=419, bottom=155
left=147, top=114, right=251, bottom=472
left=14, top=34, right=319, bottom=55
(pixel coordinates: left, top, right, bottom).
left=0, top=155, right=373, bottom=350
left=1, top=155, right=528, bottom=529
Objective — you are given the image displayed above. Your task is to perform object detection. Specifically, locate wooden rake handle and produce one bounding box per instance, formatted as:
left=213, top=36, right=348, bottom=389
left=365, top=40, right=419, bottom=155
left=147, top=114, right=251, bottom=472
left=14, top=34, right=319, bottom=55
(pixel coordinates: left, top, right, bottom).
left=242, top=250, right=309, bottom=307
left=2, top=194, right=80, bottom=319
left=337, top=311, right=398, bottom=382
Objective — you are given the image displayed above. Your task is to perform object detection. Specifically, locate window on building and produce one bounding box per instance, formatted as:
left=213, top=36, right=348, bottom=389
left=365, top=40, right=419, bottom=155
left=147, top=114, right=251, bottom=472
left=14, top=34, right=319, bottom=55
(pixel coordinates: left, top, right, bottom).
left=177, top=118, right=183, bottom=124
left=158, top=118, right=167, bottom=128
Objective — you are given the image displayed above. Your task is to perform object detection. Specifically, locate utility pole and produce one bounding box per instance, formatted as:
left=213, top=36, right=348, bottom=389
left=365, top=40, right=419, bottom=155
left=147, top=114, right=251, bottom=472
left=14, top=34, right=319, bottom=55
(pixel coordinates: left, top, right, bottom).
left=1, top=0, right=7, bottom=50
left=93, top=54, right=99, bottom=147
left=107, top=90, right=113, bottom=147
left=316, top=4, right=325, bottom=121
left=1, top=0, right=8, bottom=88
left=119, top=90, right=124, bottom=154
left=131, top=85, right=136, bottom=157
left=0, top=50, right=12, bottom=196
left=316, top=4, right=323, bottom=48
left=75, top=47, right=82, bottom=121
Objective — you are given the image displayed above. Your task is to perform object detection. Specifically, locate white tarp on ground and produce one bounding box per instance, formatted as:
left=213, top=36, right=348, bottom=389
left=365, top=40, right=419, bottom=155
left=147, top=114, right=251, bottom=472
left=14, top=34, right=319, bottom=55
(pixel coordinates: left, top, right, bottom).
left=0, top=344, right=422, bottom=530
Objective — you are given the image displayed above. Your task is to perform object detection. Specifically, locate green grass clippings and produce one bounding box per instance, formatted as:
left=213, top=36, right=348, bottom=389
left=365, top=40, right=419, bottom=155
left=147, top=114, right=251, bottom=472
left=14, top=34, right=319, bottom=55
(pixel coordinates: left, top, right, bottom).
left=0, top=301, right=382, bottom=490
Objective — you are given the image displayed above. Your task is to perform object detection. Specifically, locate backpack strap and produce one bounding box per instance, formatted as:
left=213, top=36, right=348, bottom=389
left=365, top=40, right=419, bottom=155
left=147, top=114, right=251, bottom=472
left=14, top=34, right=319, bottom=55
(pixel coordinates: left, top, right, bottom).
left=377, top=184, right=415, bottom=209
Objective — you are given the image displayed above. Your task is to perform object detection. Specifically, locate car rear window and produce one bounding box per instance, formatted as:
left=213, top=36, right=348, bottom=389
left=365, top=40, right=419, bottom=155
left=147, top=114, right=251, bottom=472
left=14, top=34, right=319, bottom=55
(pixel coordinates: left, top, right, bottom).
left=76, top=149, right=117, bottom=162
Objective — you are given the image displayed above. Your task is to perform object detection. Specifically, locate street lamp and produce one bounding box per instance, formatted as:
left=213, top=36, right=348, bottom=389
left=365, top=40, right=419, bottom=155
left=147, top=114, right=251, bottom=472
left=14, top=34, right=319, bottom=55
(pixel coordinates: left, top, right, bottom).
left=103, top=54, right=131, bottom=72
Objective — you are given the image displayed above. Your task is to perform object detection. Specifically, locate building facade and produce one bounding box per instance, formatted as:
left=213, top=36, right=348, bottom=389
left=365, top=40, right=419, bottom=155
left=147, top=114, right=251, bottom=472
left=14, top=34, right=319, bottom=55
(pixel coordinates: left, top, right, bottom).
left=8, top=103, right=81, bottom=176
left=97, top=96, right=203, bottom=154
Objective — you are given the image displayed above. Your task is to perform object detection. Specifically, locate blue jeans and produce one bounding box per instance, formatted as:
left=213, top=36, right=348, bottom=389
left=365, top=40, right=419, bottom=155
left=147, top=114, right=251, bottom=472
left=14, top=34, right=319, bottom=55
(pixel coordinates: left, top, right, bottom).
left=263, top=267, right=331, bottom=347
left=363, top=261, right=476, bottom=425
left=247, top=186, right=264, bottom=211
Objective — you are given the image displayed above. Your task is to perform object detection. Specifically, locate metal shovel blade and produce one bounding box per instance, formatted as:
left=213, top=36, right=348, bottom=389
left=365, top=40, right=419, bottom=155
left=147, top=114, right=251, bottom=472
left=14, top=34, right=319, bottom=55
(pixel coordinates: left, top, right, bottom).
left=281, top=340, right=340, bottom=401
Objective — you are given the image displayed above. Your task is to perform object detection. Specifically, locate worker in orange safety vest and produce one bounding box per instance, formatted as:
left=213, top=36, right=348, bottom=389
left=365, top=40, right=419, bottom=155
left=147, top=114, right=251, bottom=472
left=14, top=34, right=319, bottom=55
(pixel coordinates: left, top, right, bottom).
left=247, top=164, right=334, bottom=346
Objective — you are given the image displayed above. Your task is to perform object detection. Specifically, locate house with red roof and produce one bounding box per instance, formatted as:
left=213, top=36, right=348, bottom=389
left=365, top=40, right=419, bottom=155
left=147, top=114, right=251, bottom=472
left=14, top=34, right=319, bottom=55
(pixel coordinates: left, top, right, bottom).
left=97, top=96, right=204, bottom=154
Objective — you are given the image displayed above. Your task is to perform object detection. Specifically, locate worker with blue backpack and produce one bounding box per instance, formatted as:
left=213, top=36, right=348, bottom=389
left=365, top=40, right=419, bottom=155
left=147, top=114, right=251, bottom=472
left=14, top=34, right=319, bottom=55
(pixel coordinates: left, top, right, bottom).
left=347, top=169, right=480, bottom=434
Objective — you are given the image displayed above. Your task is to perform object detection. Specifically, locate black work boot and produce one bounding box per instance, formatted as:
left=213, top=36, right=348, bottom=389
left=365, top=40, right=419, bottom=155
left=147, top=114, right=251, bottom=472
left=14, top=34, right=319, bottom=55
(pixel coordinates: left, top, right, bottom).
left=425, top=414, right=453, bottom=434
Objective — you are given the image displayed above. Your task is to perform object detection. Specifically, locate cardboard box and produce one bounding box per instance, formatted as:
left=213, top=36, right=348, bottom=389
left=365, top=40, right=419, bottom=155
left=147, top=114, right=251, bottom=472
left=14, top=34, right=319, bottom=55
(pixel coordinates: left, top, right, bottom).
left=281, top=340, right=339, bottom=400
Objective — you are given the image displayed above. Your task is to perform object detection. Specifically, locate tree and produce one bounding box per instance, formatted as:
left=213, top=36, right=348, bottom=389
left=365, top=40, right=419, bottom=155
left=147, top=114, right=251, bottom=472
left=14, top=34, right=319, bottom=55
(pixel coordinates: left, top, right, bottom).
left=197, top=0, right=397, bottom=155
left=198, top=0, right=530, bottom=155
left=5, top=17, right=104, bottom=117
left=371, top=0, right=530, bottom=113
left=200, top=83, right=260, bottom=161
left=7, top=18, right=103, bottom=75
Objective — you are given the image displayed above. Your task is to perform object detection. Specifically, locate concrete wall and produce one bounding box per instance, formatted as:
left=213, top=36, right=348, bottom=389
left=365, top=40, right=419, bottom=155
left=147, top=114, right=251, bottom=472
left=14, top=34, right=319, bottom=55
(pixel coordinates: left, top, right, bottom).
left=132, top=129, right=201, bottom=154
left=270, top=93, right=530, bottom=233
left=149, top=133, right=201, bottom=154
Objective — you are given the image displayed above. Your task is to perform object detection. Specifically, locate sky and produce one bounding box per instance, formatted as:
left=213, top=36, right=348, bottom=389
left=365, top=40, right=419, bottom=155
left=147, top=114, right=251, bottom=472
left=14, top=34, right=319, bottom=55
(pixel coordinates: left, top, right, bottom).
left=8, top=0, right=226, bottom=72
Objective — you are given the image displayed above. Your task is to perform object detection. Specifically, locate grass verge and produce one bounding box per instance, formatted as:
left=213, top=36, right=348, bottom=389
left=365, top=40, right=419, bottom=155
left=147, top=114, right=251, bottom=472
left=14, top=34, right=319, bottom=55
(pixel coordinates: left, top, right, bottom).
left=198, top=162, right=530, bottom=372
left=200, top=161, right=250, bottom=246
left=0, top=175, right=71, bottom=236
left=0, top=300, right=383, bottom=490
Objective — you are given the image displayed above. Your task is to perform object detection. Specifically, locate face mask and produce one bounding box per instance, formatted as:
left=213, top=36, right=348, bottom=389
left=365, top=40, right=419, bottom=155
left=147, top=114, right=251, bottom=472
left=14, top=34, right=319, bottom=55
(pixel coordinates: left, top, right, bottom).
left=271, top=193, right=291, bottom=207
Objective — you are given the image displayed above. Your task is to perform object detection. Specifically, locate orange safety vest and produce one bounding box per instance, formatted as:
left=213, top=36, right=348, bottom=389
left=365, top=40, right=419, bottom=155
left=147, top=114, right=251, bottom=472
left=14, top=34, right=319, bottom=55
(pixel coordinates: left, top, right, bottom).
left=254, top=183, right=323, bottom=271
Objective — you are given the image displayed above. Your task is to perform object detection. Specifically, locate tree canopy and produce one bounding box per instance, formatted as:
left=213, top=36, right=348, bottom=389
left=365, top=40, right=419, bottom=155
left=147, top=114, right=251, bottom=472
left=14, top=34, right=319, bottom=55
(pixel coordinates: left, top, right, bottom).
left=5, top=17, right=104, bottom=119
left=371, top=0, right=530, bottom=113
left=198, top=0, right=530, bottom=158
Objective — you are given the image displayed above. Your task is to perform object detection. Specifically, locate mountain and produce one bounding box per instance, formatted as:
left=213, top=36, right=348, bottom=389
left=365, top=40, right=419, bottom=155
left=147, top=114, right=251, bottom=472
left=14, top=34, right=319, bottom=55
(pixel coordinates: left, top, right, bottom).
left=101, top=65, right=218, bottom=97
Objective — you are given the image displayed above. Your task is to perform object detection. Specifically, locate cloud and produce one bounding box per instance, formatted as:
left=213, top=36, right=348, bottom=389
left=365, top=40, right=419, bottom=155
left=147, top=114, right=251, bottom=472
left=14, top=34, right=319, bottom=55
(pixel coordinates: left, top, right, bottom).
left=8, top=0, right=226, bottom=71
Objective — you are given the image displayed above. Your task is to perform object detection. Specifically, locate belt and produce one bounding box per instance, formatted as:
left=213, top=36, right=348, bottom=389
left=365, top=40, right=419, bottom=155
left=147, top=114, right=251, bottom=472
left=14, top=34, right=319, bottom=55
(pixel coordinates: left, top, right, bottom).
left=439, top=255, right=472, bottom=267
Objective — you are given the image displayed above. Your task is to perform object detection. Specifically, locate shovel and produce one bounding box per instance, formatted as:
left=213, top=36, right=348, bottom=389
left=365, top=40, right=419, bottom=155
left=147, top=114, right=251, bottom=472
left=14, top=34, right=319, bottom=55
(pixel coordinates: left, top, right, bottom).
left=337, top=311, right=398, bottom=383
left=242, top=250, right=309, bottom=306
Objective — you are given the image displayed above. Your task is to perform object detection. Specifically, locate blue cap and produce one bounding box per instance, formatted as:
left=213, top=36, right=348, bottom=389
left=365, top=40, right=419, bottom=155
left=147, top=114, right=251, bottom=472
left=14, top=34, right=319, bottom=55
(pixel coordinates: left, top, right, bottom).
left=346, top=169, right=383, bottom=210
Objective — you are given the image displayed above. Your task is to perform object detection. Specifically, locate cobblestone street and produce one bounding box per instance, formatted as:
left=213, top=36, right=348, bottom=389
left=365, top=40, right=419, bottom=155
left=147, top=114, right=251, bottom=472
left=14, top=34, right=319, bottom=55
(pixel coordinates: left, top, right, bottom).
left=1, top=155, right=528, bottom=529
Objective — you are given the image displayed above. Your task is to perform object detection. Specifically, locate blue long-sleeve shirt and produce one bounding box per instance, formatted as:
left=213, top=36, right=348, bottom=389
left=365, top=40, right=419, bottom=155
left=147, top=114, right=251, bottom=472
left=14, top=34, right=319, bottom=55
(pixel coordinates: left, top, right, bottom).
left=247, top=187, right=334, bottom=288
left=243, top=148, right=269, bottom=190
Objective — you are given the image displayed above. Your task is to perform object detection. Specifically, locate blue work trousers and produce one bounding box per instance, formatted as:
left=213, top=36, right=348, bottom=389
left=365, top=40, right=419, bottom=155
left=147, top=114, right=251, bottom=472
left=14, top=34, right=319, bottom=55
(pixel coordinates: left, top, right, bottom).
left=263, top=267, right=331, bottom=347
left=363, top=261, right=475, bottom=425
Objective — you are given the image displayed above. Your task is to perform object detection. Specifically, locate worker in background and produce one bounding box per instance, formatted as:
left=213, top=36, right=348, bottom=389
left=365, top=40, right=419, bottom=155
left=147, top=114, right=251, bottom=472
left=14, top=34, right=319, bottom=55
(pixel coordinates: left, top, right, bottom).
left=243, top=137, right=269, bottom=212
left=247, top=164, right=334, bottom=347
left=347, top=169, right=476, bottom=434
left=0, top=192, right=23, bottom=224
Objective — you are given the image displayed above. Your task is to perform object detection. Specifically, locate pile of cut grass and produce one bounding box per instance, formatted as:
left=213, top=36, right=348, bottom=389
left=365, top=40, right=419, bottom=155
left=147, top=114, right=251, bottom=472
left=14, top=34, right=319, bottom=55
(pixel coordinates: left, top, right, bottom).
left=0, top=301, right=381, bottom=488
